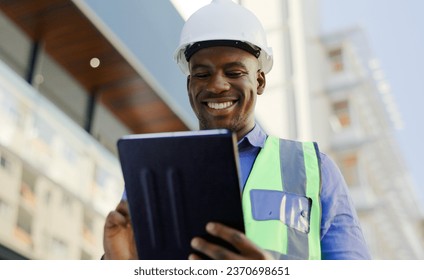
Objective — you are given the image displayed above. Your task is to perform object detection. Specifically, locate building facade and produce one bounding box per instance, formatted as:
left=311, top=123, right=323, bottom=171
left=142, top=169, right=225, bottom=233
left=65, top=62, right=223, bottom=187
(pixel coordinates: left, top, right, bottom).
left=0, top=0, right=191, bottom=259
left=320, top=28, right=424, bottom=259
left=240, top=0, right=424, bottom=259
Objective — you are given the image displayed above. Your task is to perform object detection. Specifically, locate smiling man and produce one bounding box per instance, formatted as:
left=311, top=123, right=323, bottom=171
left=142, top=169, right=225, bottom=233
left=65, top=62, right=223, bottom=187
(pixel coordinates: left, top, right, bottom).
left=103, top=0, right=371, bottom=260
left=187, top=46, right=264, bottom=141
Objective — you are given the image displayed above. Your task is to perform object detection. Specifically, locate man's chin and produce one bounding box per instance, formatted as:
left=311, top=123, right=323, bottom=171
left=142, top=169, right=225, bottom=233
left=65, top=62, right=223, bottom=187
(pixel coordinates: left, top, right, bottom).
left=200, top=123, right=235, bottom=132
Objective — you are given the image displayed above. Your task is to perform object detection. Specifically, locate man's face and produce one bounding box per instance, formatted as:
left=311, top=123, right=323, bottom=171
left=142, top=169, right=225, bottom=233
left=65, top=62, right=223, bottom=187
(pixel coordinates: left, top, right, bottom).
left=187, top=46, right=266, bottom=140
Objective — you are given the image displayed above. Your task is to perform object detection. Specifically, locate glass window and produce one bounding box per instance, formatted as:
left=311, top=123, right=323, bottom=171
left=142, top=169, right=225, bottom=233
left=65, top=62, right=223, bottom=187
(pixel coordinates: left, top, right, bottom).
left=61, top=144, right=77, bottom=165
left=80, top=249, right=92, bottom=260
left=34, top=115, right=55, bottom=146
left=0, top=11, right=31, bottom=78
left=62, top=193, right=73, bottom=215
left=0, top=153, right=11, bottom=171
left=0, top=198, right=11, bottom=217
left=0, top=92, right=23, bottom=127
left=49, top=237, right=68, bottom=259
left=20, top=166, right=37, bottom=205
left=83, top=211, right=95, bottom=244
left=332, top=99, right=351, bottom=129
left=339, top=153, right=360, bottom=187
left=328, top=47, right=344, bottom=72
left=21, top=166, right=37, bottom=203
left=43, top=189, right=52, bottom=205
left=16, top=207, right=32, bottom=236
left=94, top=164, right=111, bottom=189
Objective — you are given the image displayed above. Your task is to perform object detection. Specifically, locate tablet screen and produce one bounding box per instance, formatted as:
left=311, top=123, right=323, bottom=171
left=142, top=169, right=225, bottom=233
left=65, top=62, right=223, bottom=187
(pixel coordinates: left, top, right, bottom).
left=117, top=129, right=245, bottom=259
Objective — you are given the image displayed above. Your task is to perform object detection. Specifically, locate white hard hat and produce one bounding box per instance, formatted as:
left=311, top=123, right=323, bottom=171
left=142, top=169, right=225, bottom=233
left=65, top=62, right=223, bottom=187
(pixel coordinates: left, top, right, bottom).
left=174, top=0, right=273, bottom=75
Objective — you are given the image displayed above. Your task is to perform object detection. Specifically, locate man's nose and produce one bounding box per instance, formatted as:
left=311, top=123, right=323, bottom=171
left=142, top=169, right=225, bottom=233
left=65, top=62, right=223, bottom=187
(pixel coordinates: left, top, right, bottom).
left=206, top=74, right=230, bottom=94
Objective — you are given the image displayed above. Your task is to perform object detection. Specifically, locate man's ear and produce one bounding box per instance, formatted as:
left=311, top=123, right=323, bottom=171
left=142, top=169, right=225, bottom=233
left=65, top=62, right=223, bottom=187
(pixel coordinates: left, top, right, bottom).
left=257, top=71, right=266, bottom=95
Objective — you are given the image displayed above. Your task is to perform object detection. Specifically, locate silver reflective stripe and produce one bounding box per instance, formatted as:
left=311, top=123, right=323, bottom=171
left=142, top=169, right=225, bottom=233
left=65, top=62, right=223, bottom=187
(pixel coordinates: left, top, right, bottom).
left=279, top=139, right=309, bottom=259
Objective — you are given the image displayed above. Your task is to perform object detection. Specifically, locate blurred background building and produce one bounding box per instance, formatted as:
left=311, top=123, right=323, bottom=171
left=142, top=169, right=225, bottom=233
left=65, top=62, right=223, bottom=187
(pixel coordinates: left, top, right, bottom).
left=0, top=0, right=422, bottom=259
left=239, top=0, right=424, bottom=259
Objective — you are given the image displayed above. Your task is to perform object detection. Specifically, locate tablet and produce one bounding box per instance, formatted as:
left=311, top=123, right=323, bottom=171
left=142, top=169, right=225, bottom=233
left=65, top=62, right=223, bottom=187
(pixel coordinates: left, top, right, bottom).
left=117, top=129, right=245, bottom=260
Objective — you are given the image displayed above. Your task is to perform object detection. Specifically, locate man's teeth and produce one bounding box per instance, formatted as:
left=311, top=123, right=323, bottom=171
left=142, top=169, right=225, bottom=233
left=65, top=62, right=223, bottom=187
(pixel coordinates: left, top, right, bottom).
left=207, top=101, right=234, bottom=109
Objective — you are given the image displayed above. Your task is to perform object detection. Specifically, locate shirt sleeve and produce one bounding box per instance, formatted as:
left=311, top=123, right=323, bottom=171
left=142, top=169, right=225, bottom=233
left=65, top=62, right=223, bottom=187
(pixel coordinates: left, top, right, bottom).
left=319, top=153, right=372, bottom=259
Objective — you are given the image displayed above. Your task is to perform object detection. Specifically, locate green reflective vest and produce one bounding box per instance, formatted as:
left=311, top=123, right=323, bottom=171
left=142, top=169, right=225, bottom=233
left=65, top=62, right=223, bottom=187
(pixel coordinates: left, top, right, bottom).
left=242, top=136, right=322, bottom=259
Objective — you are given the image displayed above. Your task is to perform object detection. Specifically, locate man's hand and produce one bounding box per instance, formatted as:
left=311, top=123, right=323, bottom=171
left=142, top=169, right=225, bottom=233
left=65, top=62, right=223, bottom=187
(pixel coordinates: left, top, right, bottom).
left=103, top=200, right=138, bottom=260
left=188, top=222, right=273, bottom=260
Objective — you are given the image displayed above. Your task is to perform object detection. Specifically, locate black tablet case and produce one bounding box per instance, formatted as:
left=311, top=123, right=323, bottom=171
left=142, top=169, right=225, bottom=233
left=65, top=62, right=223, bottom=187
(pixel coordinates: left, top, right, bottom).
left=117, top=129, right=245, bottom=259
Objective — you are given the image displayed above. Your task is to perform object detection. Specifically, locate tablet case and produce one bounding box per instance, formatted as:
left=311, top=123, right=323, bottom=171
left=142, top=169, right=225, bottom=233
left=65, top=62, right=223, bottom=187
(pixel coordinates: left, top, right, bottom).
left=117, top=129, right=245, bottom=259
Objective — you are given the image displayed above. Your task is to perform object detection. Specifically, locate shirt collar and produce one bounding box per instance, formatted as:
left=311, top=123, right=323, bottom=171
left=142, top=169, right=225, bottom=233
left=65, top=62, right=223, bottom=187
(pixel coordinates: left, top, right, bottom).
left=237, top=123, right=267, bottom=149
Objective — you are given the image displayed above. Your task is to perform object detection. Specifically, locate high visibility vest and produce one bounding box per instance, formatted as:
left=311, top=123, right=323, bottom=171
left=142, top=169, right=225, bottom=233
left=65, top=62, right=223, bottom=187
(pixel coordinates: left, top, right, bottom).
left=242, top=136, right=322, bottom=259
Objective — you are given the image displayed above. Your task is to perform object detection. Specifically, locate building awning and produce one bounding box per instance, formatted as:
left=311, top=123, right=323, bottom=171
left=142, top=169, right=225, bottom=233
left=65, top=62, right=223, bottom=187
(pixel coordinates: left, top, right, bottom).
left=0, top=0, right=189, bottom=133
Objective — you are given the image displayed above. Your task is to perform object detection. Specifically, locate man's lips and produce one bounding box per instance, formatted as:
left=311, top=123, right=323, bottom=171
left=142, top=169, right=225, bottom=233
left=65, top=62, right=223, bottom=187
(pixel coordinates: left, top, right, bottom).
left=206, top=101, right=235, bottom=110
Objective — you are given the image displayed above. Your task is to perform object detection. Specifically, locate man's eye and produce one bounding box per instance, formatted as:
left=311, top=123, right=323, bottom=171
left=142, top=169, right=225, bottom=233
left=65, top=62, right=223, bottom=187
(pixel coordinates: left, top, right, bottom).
left=193, top=72, right=209, bottom=78
left=226, top=71, right=243, bottom=77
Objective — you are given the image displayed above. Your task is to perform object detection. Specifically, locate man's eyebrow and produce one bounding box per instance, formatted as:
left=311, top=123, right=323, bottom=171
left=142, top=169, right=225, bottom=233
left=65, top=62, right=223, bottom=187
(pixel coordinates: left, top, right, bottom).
left=224, top=61, right=248, bottom=69
left=190, top=64, right=210, bottom=72
left=191, top=61, right=248, bottom=71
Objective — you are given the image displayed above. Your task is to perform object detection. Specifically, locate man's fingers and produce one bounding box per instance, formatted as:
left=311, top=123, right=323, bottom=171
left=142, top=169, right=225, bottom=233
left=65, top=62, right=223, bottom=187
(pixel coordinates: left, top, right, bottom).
left=190, top=237, right=241, bottom=260
left=105, top=200, right=131, bottom=230
left=105, top=210, right=127, bottom=229
left=115, top=200, right=130, bottom=218
left=206, top=223, right=252, bottom=252
left=205, top=222, right=271, bottom=259
left=103, top=200, right=138, bottom=260
left=188, top=253, right=202, bottom=260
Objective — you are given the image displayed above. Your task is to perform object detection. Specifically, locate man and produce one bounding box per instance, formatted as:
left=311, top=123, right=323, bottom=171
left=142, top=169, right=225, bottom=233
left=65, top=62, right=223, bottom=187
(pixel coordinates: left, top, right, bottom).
left=103, top=0, right=371, bottom=260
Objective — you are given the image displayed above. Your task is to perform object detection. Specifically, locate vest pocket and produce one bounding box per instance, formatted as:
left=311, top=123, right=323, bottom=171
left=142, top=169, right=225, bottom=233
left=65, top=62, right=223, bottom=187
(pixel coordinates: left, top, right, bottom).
left=250, top=189, right=311, bottom=233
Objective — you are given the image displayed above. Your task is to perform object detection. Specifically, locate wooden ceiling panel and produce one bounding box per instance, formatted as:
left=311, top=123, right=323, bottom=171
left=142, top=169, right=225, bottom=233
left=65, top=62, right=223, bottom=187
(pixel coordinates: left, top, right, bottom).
left=0, top=0, right=189, bottom=134
left=99, top=77, right=151, bottom=97
left=113, top=100, right=173, bottom=124
left=8, top=1, right=74, bottom=38
left=102, top=90, right=160, bottom=111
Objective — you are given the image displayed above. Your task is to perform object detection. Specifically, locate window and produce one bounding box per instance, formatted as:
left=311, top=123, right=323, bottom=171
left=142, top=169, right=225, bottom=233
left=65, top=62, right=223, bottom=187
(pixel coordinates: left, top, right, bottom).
left=0, top=90, right=23, bottom=127
left=16, top=206, right=32, bottom=234
left=94, top=164, right=111, bottom=189
left=0, top=198, right=11, bottom=217
left=20, top=166, right=38, bottom=206
left=61, top=144, right=77, bottom=165
left=328, top=47, right=344, bottom=72
left=80, top=249, right=92, bottom=260
left=0, top=11, right=32, bottom=78
left=339, top=153, right=360, bottom=187
left=61, top=193, right=73, bottom=215
left=15, top=206, right=33, bottom=245
left=0, top=153, right=11, bottom=171
left=83, top=211, right=95, bottom=244
left=43, top=189, right=52, bottom=205
left=332, top=99, right=351, bottom=130
left=34, top=115, right=55, bottom=146
left=49, top=237, right=68, bottom=259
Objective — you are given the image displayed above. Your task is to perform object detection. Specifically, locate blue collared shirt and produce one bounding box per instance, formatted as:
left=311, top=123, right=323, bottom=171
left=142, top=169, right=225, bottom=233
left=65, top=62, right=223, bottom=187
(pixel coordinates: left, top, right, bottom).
left=238, top=124, right=371, bottom=260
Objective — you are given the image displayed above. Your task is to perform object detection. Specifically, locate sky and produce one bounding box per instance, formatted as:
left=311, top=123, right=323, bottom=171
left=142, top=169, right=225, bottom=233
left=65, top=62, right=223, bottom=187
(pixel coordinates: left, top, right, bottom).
left=171, top=0, right=424, bottom=202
